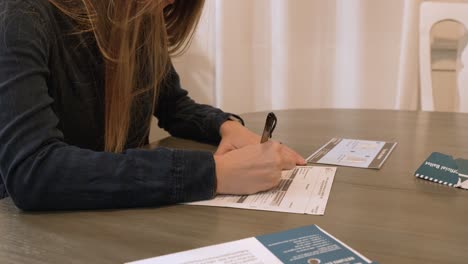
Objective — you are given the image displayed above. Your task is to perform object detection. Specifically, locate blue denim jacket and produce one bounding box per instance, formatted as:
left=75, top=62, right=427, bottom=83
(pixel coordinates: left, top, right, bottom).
left=0, top=0, right=238, bottom=210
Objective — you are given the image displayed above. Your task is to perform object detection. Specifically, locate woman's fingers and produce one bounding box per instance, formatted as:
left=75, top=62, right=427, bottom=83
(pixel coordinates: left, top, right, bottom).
left=273, top=141, right=306, bottom=166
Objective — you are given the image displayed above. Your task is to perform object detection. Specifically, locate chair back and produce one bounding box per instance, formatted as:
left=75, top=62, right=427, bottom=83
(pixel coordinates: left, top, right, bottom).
left=420, top=2, right=468, bottom=111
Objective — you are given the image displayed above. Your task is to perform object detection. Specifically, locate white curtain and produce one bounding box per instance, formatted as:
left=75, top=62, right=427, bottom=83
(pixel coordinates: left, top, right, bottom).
left=172, top=0, right=427, bottom=115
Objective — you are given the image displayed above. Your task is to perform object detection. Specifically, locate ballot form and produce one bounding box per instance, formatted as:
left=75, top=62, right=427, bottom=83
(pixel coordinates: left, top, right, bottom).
left=307, top=138, right=397, bottom=169
left=188, top=166, right=336, bottom=215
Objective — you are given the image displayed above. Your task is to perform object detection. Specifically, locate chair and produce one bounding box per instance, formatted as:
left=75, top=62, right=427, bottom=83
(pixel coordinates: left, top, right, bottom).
left=419, top=2, right=468, bottom=112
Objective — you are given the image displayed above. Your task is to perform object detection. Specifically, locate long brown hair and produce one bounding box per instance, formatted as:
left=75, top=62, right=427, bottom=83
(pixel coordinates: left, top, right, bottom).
left=48, top=0, right=205, bottom=152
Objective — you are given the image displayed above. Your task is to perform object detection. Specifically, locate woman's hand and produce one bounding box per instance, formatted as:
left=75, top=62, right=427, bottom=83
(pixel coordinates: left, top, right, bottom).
left=216, top=120, right=306, bottom=165
left=214, top=141, right=306, bottom=195
left=216, top=121, right=260, bottom=155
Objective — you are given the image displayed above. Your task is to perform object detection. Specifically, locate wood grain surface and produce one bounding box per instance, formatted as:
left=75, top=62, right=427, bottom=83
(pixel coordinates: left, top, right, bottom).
left=1, top=109, right=468, bottom=264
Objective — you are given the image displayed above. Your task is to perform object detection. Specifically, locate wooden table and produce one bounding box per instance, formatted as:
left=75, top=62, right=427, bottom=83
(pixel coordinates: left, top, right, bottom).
left=1, top=109, right=468, bottom=264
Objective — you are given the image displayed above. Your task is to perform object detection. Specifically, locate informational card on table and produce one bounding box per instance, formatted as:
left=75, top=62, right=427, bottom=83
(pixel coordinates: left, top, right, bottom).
left=127, top=225, right=377, bottom=264
left=415, top=152, right=468, bottom=190
left=188, top=166, right=336, bottom=215
left=306, top=138, right=397, bottom=169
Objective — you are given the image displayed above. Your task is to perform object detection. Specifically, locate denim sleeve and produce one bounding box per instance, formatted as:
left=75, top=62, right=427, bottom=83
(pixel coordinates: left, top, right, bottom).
left=0, top=1, right=217, bottom=210
left=155, top=67, right=244, bottom=144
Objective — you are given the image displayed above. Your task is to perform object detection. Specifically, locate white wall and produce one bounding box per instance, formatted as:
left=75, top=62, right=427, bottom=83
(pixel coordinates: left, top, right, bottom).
left=150, top=0, right=468, bottom=142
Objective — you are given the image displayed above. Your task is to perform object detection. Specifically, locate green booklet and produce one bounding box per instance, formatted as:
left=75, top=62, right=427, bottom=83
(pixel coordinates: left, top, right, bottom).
left=415, top=152, right=468, bottom=189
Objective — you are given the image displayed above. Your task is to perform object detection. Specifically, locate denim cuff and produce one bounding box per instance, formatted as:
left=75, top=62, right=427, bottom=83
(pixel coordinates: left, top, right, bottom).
left=213, top=113, right=246, bottom=141
left=227, top=114, right=245, bottom=126
left=171, top=149, right=217, bottom=202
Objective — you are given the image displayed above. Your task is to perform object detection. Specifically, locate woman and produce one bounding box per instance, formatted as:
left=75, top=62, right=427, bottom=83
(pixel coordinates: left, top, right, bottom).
left=0, top=0, right=305, bottom=210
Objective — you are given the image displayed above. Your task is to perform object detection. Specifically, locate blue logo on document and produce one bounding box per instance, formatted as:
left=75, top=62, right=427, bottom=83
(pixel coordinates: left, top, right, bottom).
left=255, top=225, right=375, bottom=264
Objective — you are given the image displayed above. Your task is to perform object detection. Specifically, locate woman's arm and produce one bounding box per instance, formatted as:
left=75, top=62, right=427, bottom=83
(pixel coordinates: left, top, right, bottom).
left=0, top=0, right=217, bottom=211
left=155, top=67, right=237, bottom=144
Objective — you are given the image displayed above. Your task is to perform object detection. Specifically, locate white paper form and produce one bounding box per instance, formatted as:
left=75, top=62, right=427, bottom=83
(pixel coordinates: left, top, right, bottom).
left=127, top=238, right=282, bottom=264
left=306, top=138, right=397, bottom=169
left=188, top=166, right=336, bottom=215
left=128, top=225, right=376, bottom=264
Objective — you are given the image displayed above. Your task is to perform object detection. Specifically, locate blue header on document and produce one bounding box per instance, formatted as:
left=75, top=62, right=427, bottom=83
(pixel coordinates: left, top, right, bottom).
left=256, top=225, right=377, bottom=264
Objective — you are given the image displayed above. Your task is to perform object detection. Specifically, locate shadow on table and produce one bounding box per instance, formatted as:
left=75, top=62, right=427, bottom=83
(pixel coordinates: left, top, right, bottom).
left=147, top=137, right=217, bottom=153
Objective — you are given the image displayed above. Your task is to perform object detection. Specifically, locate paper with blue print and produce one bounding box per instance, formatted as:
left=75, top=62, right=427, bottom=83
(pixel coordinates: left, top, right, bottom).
left=128, top=225, right=377, bottom=264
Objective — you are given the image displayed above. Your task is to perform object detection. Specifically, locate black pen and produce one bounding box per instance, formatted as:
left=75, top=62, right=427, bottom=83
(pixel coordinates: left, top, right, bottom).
left=260, top=112, right=277, bottom=143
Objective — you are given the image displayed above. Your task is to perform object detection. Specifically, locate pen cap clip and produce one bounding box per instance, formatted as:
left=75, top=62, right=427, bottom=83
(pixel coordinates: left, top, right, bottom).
left=266, top=112, right=277, bottom=138
left=260, top=112, right=277, bottom=143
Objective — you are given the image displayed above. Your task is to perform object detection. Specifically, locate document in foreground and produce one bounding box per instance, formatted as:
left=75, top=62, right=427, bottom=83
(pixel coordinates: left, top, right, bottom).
left=127, top=225, right=377, bottom=264
left=307, top=138, right=397, bottom=169
left=188, top=166, right=336, bottom=215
